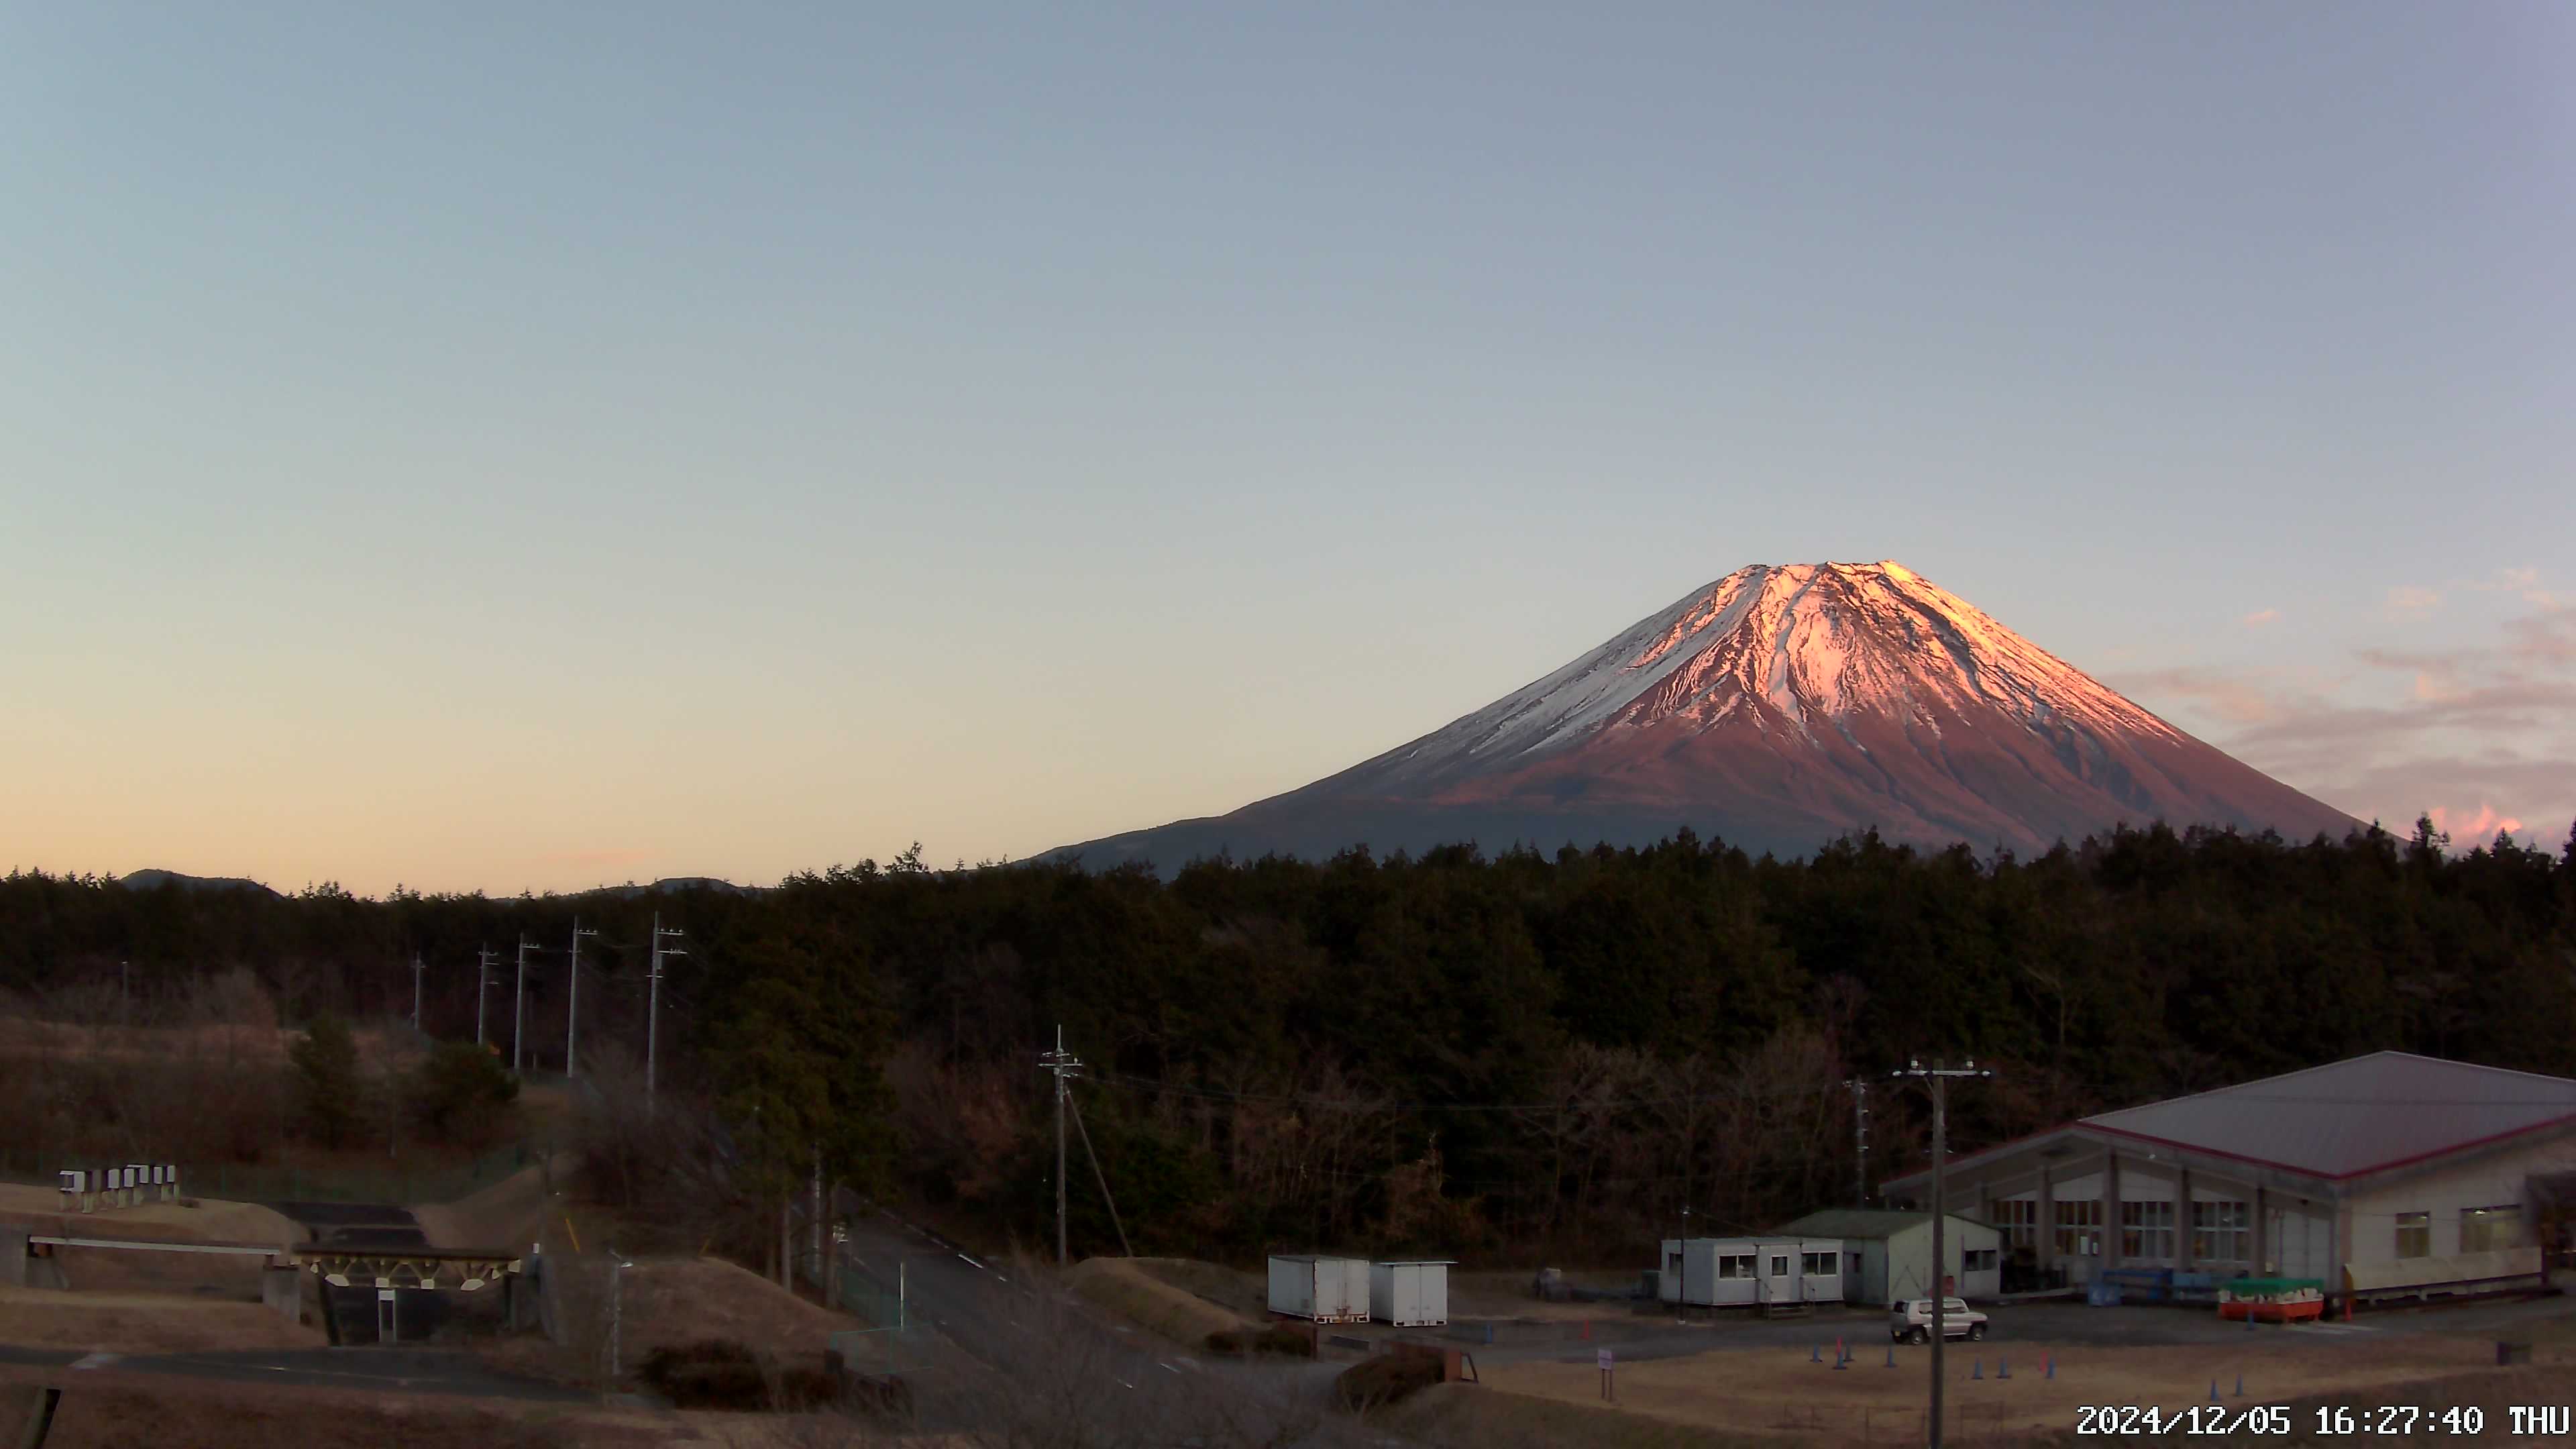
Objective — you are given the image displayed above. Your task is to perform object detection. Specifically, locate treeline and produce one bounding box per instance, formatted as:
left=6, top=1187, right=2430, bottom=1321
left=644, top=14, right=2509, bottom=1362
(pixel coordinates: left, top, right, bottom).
left=3, top=819, right=2572, bottom=1264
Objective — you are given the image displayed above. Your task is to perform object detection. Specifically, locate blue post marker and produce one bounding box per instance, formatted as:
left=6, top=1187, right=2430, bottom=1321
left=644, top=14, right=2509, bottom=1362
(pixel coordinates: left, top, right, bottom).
left=1971, top=1358, right=1982, bottom=1381
left=2235, top=1374, right=2245, bottom=1397
left=1811, top=1343, right=1822, bottom=1363
left=1485, top=1324, right=1495, bottom=1345
left=2045, top=1354, right=2055, bottom=1380
left=2209, top=1379, right=2221, bottom=1403
left=1833, top=1352, right=1847, bottom=1371
left=1998, top=1356, right=2010, bottom=1379
left=1884, top=1346, right=1897, bottom=1368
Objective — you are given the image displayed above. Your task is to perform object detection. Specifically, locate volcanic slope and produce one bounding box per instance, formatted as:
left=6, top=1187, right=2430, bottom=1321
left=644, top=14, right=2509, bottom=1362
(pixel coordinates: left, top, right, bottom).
left=1057, top=561, right=2359, bottom=871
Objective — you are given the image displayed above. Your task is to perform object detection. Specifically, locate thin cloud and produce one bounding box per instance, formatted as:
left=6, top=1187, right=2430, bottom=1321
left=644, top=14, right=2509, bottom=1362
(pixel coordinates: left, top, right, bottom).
left=2506, top=607, right=2576, bottom=665
left=2241, top=608, right=2280, bottom=628
left=2124, top=596, right=2575, bottom=848
left=2385, top=585, right=2442, bottom=616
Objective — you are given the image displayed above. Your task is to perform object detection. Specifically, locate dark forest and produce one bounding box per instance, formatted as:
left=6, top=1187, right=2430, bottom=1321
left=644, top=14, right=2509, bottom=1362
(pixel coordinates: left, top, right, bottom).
left=5, top=818, right=2571, bottom=1265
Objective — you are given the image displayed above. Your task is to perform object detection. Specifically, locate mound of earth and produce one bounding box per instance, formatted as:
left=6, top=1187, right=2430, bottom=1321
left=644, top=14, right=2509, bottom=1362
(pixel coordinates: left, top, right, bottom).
left=1067, top=1258, right=1252, bottom=1346
left=0, top=1285, right=322, bottom=1353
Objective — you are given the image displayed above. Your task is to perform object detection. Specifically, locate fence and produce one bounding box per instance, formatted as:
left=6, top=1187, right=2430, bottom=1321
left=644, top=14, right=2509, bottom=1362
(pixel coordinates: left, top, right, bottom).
left=828, top=1255, right=934, bottom=1374
left=0, top=1140, right=546, bottom=1207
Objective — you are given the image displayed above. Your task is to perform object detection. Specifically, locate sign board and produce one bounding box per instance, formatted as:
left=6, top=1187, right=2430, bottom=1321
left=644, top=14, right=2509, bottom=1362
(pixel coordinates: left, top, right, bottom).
left=1597, top=1348, right=1613, bottom=1370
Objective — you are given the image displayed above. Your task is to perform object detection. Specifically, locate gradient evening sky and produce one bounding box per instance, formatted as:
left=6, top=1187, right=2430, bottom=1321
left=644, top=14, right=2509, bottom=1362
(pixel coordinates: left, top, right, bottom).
left=5, top=3, right=2571, bottom=896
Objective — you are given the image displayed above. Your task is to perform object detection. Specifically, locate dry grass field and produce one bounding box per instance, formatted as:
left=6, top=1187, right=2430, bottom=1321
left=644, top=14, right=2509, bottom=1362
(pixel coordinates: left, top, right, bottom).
left=1482, top=1331, right=2561, bottom=1443
left=0, top=1284, right=322, bottom=1353
left=484, top=1254, right=856, bottom=1392
left=0, top=1185, right=301, bottom=1299
left=0, top=1367, right=575, bottom=1449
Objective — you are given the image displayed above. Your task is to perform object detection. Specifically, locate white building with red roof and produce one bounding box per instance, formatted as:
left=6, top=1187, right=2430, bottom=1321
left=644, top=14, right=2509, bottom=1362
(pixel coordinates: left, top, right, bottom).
left=1878, top=1052, right=2576, bottom=1309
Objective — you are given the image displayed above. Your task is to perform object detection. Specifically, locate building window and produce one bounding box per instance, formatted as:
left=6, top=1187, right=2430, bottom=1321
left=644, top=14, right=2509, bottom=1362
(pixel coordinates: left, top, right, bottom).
left=2054, top=1199, right=2102, bottom=1256
left=1717, top=1254, right=1755, bottom=1279
left=2394, top=1211, right=2430, bottom=1259
left=1770, top=1255, right=1790, bottom=1278
left=1964, top=1248, right=1998, bottom=1272
left=2121, top=1201, right=2176, bottom=1260
left=2191, top=1201, right=2249, bottom=1263
left=2461, top=1205, right=2521, bottom=1253
left=1993, top=1199, right=2037, bottom=1252
left=1802, top=1251, right=1837, bottom=1275
left=1849, top=1252, right=1863, bottom=1275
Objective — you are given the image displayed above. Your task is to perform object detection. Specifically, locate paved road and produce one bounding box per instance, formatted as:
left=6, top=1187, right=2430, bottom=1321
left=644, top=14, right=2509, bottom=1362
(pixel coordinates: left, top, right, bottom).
left=0, top=1344, right=590, bottom=1401
left=833, top=1206, right=1356, bottom=1422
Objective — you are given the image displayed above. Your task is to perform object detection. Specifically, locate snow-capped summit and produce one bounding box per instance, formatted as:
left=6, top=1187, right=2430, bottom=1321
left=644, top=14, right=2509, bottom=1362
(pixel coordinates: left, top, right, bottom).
left=1055, top=562, right=2357, bottom=871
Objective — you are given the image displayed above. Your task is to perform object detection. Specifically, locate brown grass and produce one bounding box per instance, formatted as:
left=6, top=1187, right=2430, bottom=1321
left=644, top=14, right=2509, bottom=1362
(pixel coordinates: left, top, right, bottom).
left=416, top=1161, right=557, bottom=1248
left=0, top=1184, right=301, bottom=1246
left=1067, top=1257, right=1253, bottom=1346
left=1380, top=1381, right=1788, bottom=1449
left=486, top=1254, right=856, bottom=1394
left=0, top=1016, right=420, bottom=1071
left=1483, top=1332, right=2540, bottom=1442
left=1130, top=1256, right=1269, bottom=1318
left=0, top=1187, right=302, bottom=1299
left=0, top=1367, right=570, bottom=1449
left=0, top=1285, right=321, bottom=1352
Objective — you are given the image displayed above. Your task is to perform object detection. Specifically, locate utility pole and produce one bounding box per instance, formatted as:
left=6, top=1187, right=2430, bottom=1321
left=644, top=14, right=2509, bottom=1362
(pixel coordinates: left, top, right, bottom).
left=412, top=953, right=425, bottom=1033
left=1845, top=1077, right=1872, bottom=1208
left=1038, top=1026, right=1083, bottom=1267
left=513, top=934, right=539, bottom=1075
left=1892, top=1058, right=1994, bottom=1449
left=566, top=919, right=599, bottom=1079
left=646, top=914, right=685, bottom=1108
left=475, top=945, right=498, bottom=1046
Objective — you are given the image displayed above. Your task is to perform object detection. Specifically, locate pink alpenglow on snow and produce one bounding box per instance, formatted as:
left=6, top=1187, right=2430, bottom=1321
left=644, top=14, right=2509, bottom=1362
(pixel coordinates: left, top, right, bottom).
left=1055, top=562, right=2362, bottom=872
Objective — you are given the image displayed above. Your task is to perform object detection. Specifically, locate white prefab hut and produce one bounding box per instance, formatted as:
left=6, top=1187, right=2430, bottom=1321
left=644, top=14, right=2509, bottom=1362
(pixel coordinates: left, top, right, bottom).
left=1369, top=1260, right=1453, bottom=1327
left=1656, top=1237, right=1843, bottom=1308
left=1267, top=1255, right=1368, bottom=1323
left=1771, top=1210, right=2003, bottom=1305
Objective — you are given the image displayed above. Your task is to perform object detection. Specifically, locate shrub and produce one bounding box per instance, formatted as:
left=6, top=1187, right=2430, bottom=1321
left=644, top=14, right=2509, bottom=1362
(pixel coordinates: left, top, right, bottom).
left=1334, top=1352, right=1442, bottom=1411
left=1203, top=1324, right=1316, bottom=1358
left=639, top=1338, right=767, bottom=1410
left=409, top=1040, right=519, bottom=1144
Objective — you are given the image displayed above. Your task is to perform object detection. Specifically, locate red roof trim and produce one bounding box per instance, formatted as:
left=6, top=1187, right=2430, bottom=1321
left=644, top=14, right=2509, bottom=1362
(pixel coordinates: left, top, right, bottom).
left=2332, top=1112, right=2576, bottom=1181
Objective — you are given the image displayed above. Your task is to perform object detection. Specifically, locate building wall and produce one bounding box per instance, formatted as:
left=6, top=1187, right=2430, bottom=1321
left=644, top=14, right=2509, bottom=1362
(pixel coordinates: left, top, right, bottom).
left=1970, top=1161, right=2310, bottom=1280
left=2345, top=1136, right=2576, bottom=1271
left=1882, top=1220, right=2002, bottom=1301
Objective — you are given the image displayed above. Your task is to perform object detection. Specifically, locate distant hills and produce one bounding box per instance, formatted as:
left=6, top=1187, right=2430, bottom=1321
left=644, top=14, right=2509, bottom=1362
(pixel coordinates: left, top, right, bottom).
left=109, top=870, right=760, bottom=900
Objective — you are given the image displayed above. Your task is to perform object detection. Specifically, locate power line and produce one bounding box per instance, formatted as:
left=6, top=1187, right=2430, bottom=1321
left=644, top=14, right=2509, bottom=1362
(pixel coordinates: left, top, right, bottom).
left=1039, top=1024, right=1083, bottom=1267
left=566, top=918, right=600, bottom=1079
left=474, top=945, right=498, bottom=1046
left=646, top=914, right=686, bottom=1110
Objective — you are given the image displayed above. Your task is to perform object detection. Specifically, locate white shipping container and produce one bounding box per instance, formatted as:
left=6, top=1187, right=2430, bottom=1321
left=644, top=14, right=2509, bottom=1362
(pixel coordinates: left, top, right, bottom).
left=1267, top=1254, right=1369, bottom=1323
left=1368, top=1260, right=1453, bottom=1327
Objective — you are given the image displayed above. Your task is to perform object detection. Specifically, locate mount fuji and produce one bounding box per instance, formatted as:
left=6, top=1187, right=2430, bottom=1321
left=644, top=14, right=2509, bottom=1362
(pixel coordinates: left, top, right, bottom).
left=1053, top=561, right=2358, bottom=871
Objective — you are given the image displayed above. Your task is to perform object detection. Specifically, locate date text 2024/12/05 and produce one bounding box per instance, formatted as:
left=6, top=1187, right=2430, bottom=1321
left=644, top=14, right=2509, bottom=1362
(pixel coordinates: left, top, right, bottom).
left=2077, top=1404, right=2570, bottom=1436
